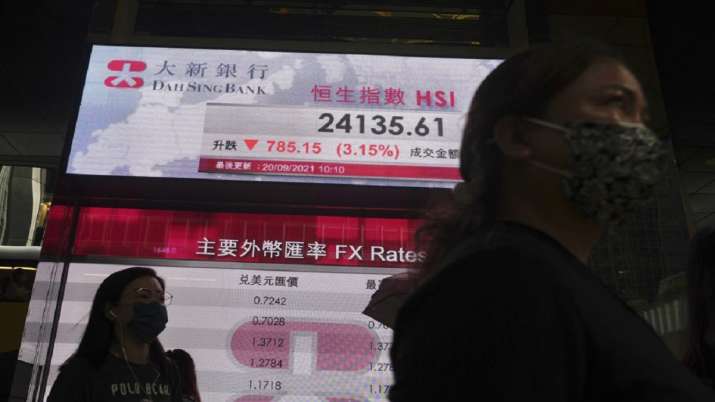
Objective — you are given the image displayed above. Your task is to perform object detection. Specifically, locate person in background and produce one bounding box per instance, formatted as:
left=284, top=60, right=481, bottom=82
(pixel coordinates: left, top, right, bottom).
left=166, top=349, right=202, bottom=402
left=684, top=225, right=715, bottom=388
left=48, top=266, right=181, bottom=402
left=1, top=268, right=31, bottom=302
left=388, top=41, right=715, bottom=401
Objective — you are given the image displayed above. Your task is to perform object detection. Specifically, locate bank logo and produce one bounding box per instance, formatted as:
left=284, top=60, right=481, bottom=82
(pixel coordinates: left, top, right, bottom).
left=104, top=60, right=146, bottom=89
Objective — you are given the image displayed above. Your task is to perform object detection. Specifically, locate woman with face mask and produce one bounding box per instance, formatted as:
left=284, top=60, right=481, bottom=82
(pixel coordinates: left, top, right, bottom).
left=684, top=226, right=715, bottom=388
left=48, top=267, right=181, bottom=402
left=388, top=42, right=715, bottom=401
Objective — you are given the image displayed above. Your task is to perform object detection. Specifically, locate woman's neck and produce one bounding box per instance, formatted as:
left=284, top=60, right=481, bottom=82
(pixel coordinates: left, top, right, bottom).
left=111, top=339, right=150, bottom=364
left=496, top=191, right=601, bottom=265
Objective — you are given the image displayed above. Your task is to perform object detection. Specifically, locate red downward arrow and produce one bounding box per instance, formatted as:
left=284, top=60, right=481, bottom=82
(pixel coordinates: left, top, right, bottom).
left=244, top=139, right=258, bottom=151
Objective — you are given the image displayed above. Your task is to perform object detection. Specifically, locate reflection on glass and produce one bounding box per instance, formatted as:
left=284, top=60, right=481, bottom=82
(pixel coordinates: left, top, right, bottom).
left=0, top=166, right=54, bottom=247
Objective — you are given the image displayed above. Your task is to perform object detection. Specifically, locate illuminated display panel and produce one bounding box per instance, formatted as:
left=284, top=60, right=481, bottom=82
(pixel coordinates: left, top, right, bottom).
left=66, top=45, right=501, bottom=188
left=20, top=207, right=419, bottom=401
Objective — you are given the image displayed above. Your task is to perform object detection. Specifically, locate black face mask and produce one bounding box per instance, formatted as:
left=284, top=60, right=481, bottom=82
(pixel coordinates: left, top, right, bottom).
left=127, top=302, right=168, bottom=343
left=522, top=117, right=666, bottom=227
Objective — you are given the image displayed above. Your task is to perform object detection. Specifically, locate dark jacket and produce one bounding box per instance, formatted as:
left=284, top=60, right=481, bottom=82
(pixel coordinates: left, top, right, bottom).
left=389, top=221, right=715, bottom=401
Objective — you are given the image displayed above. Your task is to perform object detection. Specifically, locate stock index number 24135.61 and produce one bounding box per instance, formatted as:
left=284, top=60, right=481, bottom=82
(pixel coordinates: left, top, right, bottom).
left=318, top=112, right=444, bottom=137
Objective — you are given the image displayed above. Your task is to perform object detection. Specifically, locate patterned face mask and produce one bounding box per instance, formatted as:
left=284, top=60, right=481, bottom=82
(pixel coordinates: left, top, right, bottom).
left=523, top=117, right=667, bottom=226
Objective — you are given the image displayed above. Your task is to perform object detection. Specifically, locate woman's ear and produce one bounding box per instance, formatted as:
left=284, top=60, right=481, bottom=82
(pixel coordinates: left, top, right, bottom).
left=493, top=116, right=532, bottom=160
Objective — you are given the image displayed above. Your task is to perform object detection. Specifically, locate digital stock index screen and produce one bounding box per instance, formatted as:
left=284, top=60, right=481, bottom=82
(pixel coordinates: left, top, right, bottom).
left=66, top=45, right=500, bottom=188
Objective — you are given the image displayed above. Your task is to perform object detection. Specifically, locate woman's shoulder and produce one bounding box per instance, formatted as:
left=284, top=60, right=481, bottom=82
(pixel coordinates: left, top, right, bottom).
left=48, top=356, right=96, bottom=402
left=59, top=355, right=94, bottom=374
left=406, top=243, right=566, bottom=316
left=441, top=243, right=550, bottom=282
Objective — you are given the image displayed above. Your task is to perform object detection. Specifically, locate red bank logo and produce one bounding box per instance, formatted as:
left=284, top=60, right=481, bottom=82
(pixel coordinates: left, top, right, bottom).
left=104, top=60, right=146, bottom=89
